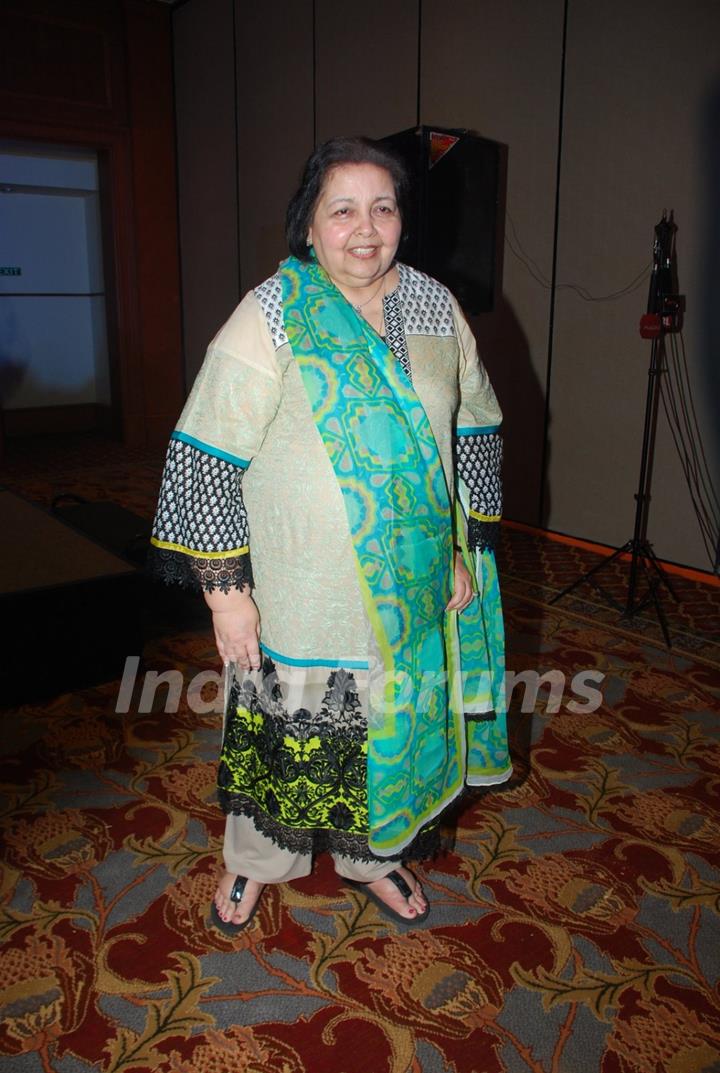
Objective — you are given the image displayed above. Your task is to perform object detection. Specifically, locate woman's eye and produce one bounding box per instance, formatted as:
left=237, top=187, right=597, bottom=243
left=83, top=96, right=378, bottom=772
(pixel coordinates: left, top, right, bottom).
left=375, top=204, right=396, bottom=215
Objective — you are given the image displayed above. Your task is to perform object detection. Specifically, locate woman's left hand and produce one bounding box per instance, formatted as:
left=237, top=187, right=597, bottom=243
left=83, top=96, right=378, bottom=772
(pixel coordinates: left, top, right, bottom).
left=446, top=552, right=475, bottom=612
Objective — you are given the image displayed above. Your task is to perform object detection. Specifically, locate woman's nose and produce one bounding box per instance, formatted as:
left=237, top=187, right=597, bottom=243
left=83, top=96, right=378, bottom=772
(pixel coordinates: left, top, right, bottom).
left=354, top=211, right=376, bottom=235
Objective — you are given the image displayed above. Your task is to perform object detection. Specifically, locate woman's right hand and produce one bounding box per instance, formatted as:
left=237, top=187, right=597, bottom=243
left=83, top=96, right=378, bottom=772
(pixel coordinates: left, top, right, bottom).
left=204, top=589, right=261, bottom=671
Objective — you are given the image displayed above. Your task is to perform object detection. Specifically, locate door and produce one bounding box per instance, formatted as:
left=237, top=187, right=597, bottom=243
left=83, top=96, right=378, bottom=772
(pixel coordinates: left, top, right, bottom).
left=0, top=140, right=111, bottom=436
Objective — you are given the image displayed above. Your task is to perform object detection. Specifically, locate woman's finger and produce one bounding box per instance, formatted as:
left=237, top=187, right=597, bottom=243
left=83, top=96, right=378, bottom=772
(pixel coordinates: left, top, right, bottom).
left=246, top=636, right=261, bottom=671
left=220, top=637, right=262, bottom=670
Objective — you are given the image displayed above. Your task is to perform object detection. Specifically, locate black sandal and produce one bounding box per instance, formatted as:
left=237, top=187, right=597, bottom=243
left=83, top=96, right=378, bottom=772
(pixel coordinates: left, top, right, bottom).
left=210, top=875, right=261, bottom=934
left=346, top=869, right=430, bottom=927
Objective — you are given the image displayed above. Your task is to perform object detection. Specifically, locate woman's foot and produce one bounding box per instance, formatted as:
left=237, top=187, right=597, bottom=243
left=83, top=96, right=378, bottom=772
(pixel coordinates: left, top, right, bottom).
left=211, top=871, right=264, bottom=932
left=347, top=866, right=429, bottom=925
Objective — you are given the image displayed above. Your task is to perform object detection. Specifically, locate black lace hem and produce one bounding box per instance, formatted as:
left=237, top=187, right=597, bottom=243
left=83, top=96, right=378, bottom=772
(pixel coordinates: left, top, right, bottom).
left=466, top=709, right=497, bottom=723
left=218, top=791, right=447, bottom=863
left=468, top=516, right=500, bottom=553
left=147, top=545, right=253, bottom=594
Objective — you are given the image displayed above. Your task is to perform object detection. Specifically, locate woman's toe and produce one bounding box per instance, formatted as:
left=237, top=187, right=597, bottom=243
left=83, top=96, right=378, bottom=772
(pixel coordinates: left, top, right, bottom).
left=228, top=878, right=264, bottom=925
left=214, top=872, right=245, bottom=922
left=398, top=868, right=426, bottom=913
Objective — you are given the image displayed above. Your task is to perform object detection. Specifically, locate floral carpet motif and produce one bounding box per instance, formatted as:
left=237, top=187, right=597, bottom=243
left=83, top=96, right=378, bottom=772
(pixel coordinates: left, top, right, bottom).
left=1, top=437, right=719, bottom=1072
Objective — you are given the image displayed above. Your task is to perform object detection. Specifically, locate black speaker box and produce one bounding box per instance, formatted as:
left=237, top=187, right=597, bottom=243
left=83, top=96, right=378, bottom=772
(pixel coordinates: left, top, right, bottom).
left=381, top=126, right=503, bottom=314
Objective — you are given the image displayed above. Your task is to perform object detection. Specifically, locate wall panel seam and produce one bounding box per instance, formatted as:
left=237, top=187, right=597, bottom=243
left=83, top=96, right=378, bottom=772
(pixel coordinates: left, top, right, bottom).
left=539, top=0, right=569, bottom=525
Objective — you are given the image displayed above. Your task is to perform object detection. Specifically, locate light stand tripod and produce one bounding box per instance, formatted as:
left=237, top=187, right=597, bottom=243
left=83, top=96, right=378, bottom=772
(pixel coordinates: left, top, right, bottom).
left=550, top=213, right=682, bottom=646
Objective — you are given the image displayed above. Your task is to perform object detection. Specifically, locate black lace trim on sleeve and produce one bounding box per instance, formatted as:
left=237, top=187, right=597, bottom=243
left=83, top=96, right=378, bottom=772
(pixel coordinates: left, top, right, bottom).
left=147, top=546, right=254, bottom=595
left=150, top=437, right=253, bottom=592
left=467, top=515, right=501, bottom=554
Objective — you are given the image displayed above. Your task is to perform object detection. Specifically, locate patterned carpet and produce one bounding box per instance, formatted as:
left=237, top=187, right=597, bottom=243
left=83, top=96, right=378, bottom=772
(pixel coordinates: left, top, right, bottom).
left=1, top=435, right=719, bottom=1073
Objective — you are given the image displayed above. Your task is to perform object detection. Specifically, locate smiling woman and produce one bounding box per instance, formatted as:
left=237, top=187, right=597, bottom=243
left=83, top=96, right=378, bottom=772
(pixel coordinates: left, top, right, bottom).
left=286, top=137, right=410, bottom=336
left=306, top=163, right=402, bottom=325
left=148, top=136, right=510, bottom=937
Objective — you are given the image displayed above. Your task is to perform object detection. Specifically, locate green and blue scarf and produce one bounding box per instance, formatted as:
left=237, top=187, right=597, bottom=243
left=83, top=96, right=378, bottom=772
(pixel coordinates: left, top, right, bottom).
left=281, top=255, right=507, bottom=854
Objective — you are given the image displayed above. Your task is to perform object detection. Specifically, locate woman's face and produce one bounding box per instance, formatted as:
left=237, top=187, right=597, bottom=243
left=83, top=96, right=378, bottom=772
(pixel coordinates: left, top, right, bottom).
left=307, top=163, right=402, bottom=291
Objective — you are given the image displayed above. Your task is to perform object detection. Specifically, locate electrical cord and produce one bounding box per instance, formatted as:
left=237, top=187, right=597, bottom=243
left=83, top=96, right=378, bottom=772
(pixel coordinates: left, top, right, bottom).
left=659, top=379, right=717, bottom=566
left=505, top=211, right=652, bottom=302
left=659, top=335, right=720, bottom=568
left=669, top=334, right=720, bottom=520
left=662, top=340, right=718, bottom=529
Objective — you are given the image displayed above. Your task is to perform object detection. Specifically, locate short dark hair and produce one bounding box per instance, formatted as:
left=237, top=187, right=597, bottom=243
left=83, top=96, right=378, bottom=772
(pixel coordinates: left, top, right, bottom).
left=285, top=136, right=410, bottom=260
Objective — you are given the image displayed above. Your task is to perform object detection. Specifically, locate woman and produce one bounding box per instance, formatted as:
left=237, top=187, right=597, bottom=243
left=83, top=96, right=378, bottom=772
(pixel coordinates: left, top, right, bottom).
left=150, top=136, right=511, bottom=933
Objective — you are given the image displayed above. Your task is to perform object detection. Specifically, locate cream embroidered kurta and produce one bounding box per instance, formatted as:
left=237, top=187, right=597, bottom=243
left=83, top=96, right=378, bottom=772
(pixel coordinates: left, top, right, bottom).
left=150, top=263, right=509, bottom=861
left=163, top=265, right=500, bottom=663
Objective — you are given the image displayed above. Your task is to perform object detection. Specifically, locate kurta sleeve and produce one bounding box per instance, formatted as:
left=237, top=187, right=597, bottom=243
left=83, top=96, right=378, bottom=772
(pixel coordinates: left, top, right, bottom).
left=148, top=291, right=282, bottom=593
left=452, top=297, right=503, bottom=552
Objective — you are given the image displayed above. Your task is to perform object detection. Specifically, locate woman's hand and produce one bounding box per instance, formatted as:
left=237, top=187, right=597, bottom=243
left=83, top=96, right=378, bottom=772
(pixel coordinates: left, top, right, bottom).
left=446, top=552, right=474, bottom=612
left=204, top=588, right=261, bottom=671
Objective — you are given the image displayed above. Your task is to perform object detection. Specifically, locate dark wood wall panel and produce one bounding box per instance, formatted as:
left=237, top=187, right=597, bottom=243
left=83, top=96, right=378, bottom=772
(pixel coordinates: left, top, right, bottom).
left=0, top=0, right=183, bottom=448
left=420, top=0, right=565, bottom=527
left=0, top=0, right=127, bottom=127
left=235, top=0, right=314, bottom=293
left=315, top=0, right=418, bottom=142
left=174, top=0, right=240, bottom=382
left=125, top=0, right=184, bottom=444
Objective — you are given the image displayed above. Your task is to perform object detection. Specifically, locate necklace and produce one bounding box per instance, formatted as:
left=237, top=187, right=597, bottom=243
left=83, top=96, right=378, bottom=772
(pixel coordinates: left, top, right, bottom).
left=352, top=275, right=385, bottom=312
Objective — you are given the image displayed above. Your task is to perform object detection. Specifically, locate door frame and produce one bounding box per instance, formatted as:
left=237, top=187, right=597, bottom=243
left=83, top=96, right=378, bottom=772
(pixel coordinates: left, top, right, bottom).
left=0, top=120, right=142, bottom=445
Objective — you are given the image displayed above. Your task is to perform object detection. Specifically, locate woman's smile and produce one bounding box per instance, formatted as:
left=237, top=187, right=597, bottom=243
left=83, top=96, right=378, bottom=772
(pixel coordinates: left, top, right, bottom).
left=307, top=161, right=402, bottom=299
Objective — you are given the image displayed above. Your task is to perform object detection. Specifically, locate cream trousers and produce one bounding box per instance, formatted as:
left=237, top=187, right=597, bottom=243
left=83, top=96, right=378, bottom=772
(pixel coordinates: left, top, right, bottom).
left=223, top=814, right=400, bottom=884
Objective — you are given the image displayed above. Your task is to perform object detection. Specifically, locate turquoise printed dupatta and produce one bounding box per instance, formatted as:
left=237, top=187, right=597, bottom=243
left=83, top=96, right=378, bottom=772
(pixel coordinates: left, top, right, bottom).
left=281, top=256, right=508, bottom=855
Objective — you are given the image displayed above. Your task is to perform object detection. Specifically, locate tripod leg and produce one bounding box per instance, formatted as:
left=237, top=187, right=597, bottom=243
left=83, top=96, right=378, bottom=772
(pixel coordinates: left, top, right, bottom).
left=620, top=554, right=673, bottom=646
left=642, top=543, right=679, bottom=602
left=549, top=543, right=631, bottom=605
left=626, top=336, right=662, bottom=609
left=647, top=578, right=672, bottom=647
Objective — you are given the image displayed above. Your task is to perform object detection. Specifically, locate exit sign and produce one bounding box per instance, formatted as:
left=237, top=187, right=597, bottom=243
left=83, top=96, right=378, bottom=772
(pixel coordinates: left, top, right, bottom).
left=0, top=267, right=21, bottom=276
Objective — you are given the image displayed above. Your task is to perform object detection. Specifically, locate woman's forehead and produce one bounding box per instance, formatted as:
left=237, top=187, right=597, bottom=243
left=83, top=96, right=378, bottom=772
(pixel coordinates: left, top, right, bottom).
left=318, top=162, right=395, bottom=200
